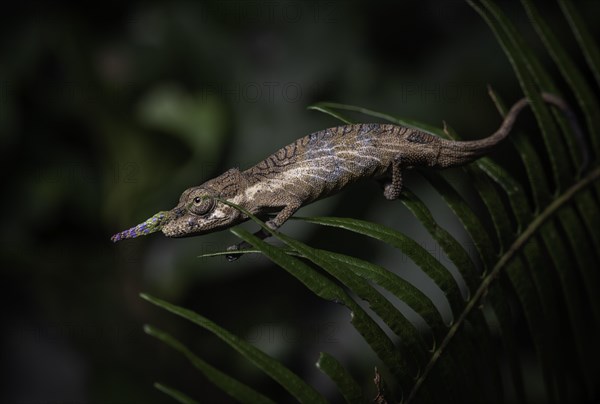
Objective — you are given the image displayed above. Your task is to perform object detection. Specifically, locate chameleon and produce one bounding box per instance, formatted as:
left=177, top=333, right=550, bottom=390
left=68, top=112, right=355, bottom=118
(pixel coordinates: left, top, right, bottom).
left=111, top=93, right=580, bottom=259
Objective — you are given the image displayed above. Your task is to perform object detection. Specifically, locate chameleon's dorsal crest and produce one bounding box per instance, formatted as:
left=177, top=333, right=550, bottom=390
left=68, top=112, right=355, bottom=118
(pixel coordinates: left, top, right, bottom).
left=407, top=131, right=435, bottom=144
left=204, top=168, right=250, bottom=198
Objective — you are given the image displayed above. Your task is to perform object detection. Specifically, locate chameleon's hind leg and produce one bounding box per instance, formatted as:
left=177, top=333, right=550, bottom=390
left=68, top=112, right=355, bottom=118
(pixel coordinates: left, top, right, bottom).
left=382, top=156, right=403, bottom=200
left=226, top=200, right=302, bottom=261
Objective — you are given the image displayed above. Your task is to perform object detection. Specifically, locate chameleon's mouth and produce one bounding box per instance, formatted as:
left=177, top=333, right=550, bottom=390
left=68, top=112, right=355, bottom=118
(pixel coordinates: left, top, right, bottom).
left=111, top=211, right=170, bottom=242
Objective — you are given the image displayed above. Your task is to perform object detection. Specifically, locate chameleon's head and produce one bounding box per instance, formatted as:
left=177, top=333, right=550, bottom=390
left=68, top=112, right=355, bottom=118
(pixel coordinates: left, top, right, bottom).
left=161, top=185, right=243, bottom=237
left=110, top=168, right=248, bottom=242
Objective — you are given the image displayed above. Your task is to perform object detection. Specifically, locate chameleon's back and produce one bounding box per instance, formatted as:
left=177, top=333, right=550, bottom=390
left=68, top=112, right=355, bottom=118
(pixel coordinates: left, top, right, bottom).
left=244, top=123, right=424, bottom=203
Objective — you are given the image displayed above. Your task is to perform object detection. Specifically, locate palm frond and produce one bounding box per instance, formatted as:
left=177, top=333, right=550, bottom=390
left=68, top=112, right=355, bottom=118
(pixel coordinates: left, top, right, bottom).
left=154, top=383, right=199, bottom=404
left=141, top=1, right=600, bottom=402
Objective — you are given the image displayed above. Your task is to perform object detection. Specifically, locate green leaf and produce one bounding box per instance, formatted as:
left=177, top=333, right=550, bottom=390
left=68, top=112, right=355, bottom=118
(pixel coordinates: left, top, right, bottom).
left=306, top=104, right=353, bottom=124
left=538, top=220, right=599, bottom=396
left=521, top=0, right=600, bottom=163
left=278, top=236, right=432, bottom=361
left=573, top=191, right=600, bottom=259
left=469, top=0, right=574, bottom=190
left=521, top=239, right=568, bottom=401
left=296, top=216, right=463, bottom=317
left=441, top=122, right=514, bottom=253
left=230, top=227, right=409, bottom=396
left=407, top=166, right=600, bottom=401
left=486, top=282, right=527, bottom=401
left=323, top=250, right=443, bottom=340
left=476, top=154, right=535, bottom=228
left=309, top=102, right=446, bottom=136
left=555, top=208, right=600, bottom=324
left=423, top=172, right=497, bottom=272
left=144, top=325, right=275, bottom=404
left=275, top=230, right=431, bottom=370
left=316, top=353, right=364, bottom=404
left=154, top=383, right=199, bottom=404
left=557, top=0, right=600, bottom=91
left=141, top=294, right=327, bottom=404
left=399, top=189, right=479, bottom=294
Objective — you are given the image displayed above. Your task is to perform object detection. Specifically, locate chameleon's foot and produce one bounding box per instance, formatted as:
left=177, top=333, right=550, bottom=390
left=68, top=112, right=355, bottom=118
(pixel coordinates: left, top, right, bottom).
left=383, top=183, right=401, bottom=200
left=225, top=228, right=272, bottom=261
left=226, top=243, right=246, bottom=262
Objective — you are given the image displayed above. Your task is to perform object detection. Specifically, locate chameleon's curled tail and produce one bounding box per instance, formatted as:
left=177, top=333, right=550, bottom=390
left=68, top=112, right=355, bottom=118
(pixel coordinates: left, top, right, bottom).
left=111, top=211, right=169, bottom=242
left=436, top=92, right=586, bottom=168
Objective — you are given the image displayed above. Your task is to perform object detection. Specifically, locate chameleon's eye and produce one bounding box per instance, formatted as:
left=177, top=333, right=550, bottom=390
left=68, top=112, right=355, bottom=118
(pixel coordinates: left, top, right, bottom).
left=190, top=195, right=215, bottom=216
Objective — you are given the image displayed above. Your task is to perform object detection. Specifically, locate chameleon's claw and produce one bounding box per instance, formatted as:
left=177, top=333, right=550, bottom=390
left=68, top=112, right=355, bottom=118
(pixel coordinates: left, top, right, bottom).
left=226, top=228, right=272, bottom=261
left=226, top=243, right=245, bottom=262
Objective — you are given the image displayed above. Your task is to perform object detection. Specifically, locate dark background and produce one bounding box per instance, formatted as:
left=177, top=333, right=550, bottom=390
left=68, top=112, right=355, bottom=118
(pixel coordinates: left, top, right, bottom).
left=2, top=1, right=598, bottom=403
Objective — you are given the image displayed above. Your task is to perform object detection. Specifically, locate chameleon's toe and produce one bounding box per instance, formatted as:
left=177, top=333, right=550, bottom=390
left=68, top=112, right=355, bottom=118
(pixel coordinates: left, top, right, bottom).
left=226, top=243, right=242, bottom=262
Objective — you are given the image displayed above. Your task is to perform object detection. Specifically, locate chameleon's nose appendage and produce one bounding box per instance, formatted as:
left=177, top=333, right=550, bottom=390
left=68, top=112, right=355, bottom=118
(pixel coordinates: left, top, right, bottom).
left=111, top=211, right=169, bottom=242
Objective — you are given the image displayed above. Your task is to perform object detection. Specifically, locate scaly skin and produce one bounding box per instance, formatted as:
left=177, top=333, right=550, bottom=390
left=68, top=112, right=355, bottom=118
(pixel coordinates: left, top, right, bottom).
left=111, top=93, right=579, bottom=258
left=111, top=211, right=169, bottom=242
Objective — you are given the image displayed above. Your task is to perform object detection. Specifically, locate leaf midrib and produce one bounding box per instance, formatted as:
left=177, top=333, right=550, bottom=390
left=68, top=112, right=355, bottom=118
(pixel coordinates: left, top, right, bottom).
left=407, top=166, right=600, bottom=402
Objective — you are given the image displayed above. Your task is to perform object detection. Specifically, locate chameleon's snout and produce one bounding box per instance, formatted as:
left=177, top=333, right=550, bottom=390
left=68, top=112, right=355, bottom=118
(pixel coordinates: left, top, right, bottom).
left=111, top=211, right=170, bottom=242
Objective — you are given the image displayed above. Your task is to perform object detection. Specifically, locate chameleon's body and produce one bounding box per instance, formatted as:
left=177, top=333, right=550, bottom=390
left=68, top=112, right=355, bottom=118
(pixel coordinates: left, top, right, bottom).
left=111, top=94, right=574, bottom=255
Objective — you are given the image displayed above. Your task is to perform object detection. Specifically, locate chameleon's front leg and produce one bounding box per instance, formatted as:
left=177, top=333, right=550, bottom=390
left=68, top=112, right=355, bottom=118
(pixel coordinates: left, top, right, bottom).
left=226, top=200, right=303, bottom=261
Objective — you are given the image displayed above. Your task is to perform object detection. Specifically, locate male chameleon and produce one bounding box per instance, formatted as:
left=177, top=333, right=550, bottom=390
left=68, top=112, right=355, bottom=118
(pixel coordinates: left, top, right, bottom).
left=111, top=93, right=579, bottom=260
